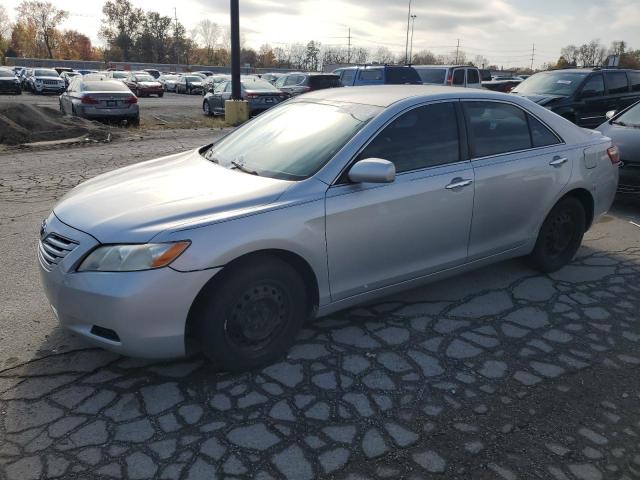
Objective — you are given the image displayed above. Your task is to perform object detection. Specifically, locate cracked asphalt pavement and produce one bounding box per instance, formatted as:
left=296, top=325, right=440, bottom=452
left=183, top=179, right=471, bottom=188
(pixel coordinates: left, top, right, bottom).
left=1, top=129, right=640, bottom=479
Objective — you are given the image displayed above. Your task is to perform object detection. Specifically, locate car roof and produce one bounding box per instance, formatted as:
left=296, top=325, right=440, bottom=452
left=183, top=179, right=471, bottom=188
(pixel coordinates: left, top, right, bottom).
left=413, top=65, right=471, bottom=69
left=299, top=84, right=531, bottom=107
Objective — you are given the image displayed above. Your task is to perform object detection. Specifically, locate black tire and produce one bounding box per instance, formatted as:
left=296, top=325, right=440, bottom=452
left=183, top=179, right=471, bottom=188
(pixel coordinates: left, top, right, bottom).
left=129, top=116, right=140, bottom=127
left=527, top=196, right=585, bottom=273
left=187, top=86, right=192, bottom=95
left=16, top=89, right=22, bottom=95
left=203, top=100, right=212, bottom=116
left=158, top=92, right=163, bottom=98
left=195, top=257, right=309, bottom=371
left=59, top=100, right=64, bottom=114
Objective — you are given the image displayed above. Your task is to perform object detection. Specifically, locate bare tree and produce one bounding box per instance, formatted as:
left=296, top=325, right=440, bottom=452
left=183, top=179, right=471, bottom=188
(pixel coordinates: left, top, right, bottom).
left=194, top=19, right=220, bottom=61
left=0, top=6, right=11, bottom=39
left=16, top=0, right=68, bottom=58
left=578, top=39, right=606, bottom=67
left=412, top=49, right=439, bottom=65
left=609, top=40, right=627, bottom=56
left=372, top=46, right=396, bottom=64
left=560, top=45, right=579, bottom=66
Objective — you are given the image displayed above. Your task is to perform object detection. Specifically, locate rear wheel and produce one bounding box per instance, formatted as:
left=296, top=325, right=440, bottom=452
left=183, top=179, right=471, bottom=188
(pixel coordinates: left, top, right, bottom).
left=158, top=92, right=163, bottom=98
left=195, top=257, right=309, bottom=371
left=527, top=197, right=585, bottom=273
left=203, top=101, right=211, bottom=116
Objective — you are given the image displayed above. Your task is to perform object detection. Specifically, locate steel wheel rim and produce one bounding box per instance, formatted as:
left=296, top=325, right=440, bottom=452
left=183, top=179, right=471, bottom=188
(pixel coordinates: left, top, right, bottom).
left=545, top=211, right=574, bottom=257
left=224, top=282, right=291, bottom=352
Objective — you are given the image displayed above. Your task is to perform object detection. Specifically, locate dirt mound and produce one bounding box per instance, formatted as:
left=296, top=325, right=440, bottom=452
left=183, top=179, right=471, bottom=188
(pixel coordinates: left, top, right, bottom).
left=0, top=104, right=111, bottom=145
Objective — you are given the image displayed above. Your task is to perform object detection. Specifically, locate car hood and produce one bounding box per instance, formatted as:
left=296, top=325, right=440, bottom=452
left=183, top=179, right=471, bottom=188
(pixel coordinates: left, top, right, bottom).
left=53, top=148, right=292, bottom=243
left=597, top=122, right=640, bottom=164
left=512, top=92, right=567, bottom=106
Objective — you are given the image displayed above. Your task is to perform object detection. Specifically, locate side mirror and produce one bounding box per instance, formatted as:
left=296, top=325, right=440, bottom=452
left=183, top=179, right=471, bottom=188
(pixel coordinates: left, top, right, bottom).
left=348, top=158, right=395, bottom=184
left=605, top=110, right=617, bottom=120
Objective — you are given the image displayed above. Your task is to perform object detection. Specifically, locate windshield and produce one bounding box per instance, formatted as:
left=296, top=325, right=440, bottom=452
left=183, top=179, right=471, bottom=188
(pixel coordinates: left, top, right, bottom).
left=0, top=70, right=15, bottom=78
left=135, top=75, right=155, bottom=82
left=35, top=69, right=59, bottom=77
left=204, top=101, right=381, bottom=180
left=512, top=71, right=588, bottom=96
left=111, top=71, right=127, bottom=78
left=184, top=76, right=201, bottom=82
left=614, top=102, right=640, bottom=127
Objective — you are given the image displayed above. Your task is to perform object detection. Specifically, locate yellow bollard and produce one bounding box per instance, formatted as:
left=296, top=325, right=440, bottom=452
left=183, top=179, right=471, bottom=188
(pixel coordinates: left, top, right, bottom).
left=225, top=100, right=250, bottom=126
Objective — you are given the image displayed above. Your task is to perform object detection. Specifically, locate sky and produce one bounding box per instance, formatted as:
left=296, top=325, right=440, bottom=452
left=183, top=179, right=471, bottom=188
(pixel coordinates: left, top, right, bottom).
left=4, top=0, right=640, bottom=68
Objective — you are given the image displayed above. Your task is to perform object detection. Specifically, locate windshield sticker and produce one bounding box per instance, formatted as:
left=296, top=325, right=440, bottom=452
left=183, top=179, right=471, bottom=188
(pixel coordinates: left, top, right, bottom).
left=557, top=80, right=572, bottom=84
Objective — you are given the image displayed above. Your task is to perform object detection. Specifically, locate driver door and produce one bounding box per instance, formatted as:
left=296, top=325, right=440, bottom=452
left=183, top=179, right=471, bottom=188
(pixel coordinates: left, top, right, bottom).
left=325, top=101, right=475, bottom=301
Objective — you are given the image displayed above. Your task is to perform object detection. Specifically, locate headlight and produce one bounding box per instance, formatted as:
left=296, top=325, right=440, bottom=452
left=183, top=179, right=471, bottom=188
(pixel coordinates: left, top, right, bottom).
left=78, top=241, right=190, bottom=272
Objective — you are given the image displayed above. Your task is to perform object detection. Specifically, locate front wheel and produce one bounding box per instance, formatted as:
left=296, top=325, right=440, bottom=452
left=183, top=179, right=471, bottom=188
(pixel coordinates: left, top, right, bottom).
left=158, top=92, right=163, bottom=98
left=527, top=197, right=585, bottom=273
left=195, top=257, right=309, bottom=371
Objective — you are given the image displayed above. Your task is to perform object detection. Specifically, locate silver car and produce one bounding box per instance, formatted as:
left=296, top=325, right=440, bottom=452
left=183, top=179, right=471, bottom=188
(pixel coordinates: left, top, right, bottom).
left=59, top=78, right=139, bottom=124
left=39, top=86, right=619, bottom=370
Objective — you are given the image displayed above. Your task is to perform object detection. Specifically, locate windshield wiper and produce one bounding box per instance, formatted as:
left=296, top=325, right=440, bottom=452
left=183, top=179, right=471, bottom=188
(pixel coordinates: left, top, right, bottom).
left=612, top=121, right=628, bottom=126
left=230, top=160, right=259, bottom=176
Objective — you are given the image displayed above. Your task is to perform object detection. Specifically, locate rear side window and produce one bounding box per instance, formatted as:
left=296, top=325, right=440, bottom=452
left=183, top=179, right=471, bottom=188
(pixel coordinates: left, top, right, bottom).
left=452, top=69, right=465, bottom=86
left=629, top=72, right=640, bottom=92
left=605, top=72, right=629, bottom=94
left=581, top=74, right=604, bottom=97
left=385, top=67, right=421, bottom=84
left=309, top=76, right=340, bottom=89
left=341, top=70, right=355, bottom=86
left=528, top=115, right=561, bottom=147
left=467, top=69, right=480, bottom=84
left=464, top=102, right=532, bottom=157
left=417, top=68, right=446, bottom=84
left=358, top=102, right=460, bottom=173
left=359, top=69, right=383, bottom=81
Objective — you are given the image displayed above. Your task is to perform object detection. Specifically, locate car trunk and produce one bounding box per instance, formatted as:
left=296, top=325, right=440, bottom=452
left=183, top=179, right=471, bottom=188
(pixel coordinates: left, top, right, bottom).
left=82, top=92, right=136, bottom=109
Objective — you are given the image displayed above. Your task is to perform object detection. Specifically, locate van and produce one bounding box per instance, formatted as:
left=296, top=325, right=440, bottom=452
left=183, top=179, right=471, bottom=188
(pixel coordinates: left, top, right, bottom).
left=413, top=65, right=482, bottom=88
left=333, top=66, right=422, bottom=87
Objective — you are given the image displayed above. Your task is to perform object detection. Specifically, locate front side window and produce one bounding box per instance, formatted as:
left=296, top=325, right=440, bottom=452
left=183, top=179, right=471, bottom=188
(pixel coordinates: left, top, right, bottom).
left=275, top=76, right=286, bottom=87
left=581, top=74, right=604, bottom=97
left=605, top=72, right=628, bottom=94
left=357, top=102, right=460, bottom=173
left=452, top=69, right=465, bottom=86
left=341, top=70, right=355, bottom=86
left=464, top=102, right=531, bottom=157
left=629, top=72, right=640, bottom=92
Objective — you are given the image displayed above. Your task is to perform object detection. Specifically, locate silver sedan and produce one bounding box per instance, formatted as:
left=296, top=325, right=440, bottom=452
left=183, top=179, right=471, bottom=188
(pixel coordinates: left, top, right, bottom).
left=40, top=86, right=619, bottom=370
left=59, top=78, right=139, bottom=125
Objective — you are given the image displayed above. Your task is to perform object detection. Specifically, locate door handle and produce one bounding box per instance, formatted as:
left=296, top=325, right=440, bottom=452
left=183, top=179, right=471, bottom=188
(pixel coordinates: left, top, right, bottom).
left=549, top=156, right=568, bottom=167
left=445, top=178, right=473, bottom=190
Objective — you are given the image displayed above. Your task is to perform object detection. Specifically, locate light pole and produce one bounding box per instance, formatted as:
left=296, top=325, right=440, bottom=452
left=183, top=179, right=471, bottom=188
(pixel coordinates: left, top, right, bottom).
left=409, top=14, right=417, bottom=65
left=404, top=0, right=412, bottom=65
left=230, top=0, right=241, bottom=100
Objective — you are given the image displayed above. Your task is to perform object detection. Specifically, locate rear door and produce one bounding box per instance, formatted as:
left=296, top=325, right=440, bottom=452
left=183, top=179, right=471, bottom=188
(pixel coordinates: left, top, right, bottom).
left=452, top=68, right=466, bottom=87
left=604, top=71, right=636, bottom=112
left=575, top=73, right=612, bottom=127
left=325, top=101, right=475, bottom=300
left=463, top=100, right=572, bottom=260
left=465, top=68, right=482, bottom=88
left=340, top=69, right=356, bottom=86
left=355, top=68, right=383, bottom=86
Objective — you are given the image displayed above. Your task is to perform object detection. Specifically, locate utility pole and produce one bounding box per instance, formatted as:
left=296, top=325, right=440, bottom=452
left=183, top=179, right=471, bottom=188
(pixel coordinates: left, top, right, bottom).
left=404, top=0, right=412, bottom=64
left=347, top=28, right=351, bottom=64
left=455, top=39, right=460, bottom=64
left=530, top=43, right=535, bottom=71
left=409, top=15, right=416, bottom=65
left=173, top=7, right=180, bottom=65
left=230, top=0, right=241, bottom=100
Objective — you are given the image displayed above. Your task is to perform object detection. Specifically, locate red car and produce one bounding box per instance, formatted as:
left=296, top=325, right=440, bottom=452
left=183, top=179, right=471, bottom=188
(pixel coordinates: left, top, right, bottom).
left=124, top=72, right=163, bottom=97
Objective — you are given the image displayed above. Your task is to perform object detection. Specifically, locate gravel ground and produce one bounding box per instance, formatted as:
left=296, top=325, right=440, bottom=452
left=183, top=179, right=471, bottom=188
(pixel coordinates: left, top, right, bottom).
left=0, top=131, right=639, bottom=480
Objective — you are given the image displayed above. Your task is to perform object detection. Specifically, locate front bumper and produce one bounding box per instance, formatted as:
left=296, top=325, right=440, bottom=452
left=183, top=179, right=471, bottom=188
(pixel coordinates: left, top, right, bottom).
left=34, top=83, right=65, bottom=93
left=38, top=213, right=220, bottom=358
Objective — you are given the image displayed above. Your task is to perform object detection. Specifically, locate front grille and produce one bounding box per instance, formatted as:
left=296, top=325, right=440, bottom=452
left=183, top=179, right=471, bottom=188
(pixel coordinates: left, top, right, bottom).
left=43, top=79, right=61, bottom=85
left=38, top=233, right=78, bottom=269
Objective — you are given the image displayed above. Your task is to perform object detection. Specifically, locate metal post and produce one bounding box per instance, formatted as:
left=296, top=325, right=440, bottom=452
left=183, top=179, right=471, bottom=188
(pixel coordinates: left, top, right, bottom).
left=409, top=15, right=416, bottom=65
left=230, top=0, right=241, bottom=100
left=404, top=0, right=412, bottom=65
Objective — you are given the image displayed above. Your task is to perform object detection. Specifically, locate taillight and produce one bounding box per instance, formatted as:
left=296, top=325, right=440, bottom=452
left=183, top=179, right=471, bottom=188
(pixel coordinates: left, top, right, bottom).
left=446, top=72, right=453, bottom=86
left=125, top=96, right=137, bottom=104
left=245, top=93, right=257, bottom=98
left=300, top=86, right=312, bottom=92
left=607, top=146, right=621, bottom=165
left=81, top=95, right=99, bottom=104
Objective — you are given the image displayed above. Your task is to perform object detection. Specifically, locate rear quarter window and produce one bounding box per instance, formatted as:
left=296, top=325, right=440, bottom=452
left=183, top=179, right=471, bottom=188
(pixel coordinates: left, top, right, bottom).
left=309, top=76, right=341, bottom=89
left=605, top=72, right=629, bottom=94
left=467, top=69, right=480, bottom=84
left=417, top=68, right=446, bottom=84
